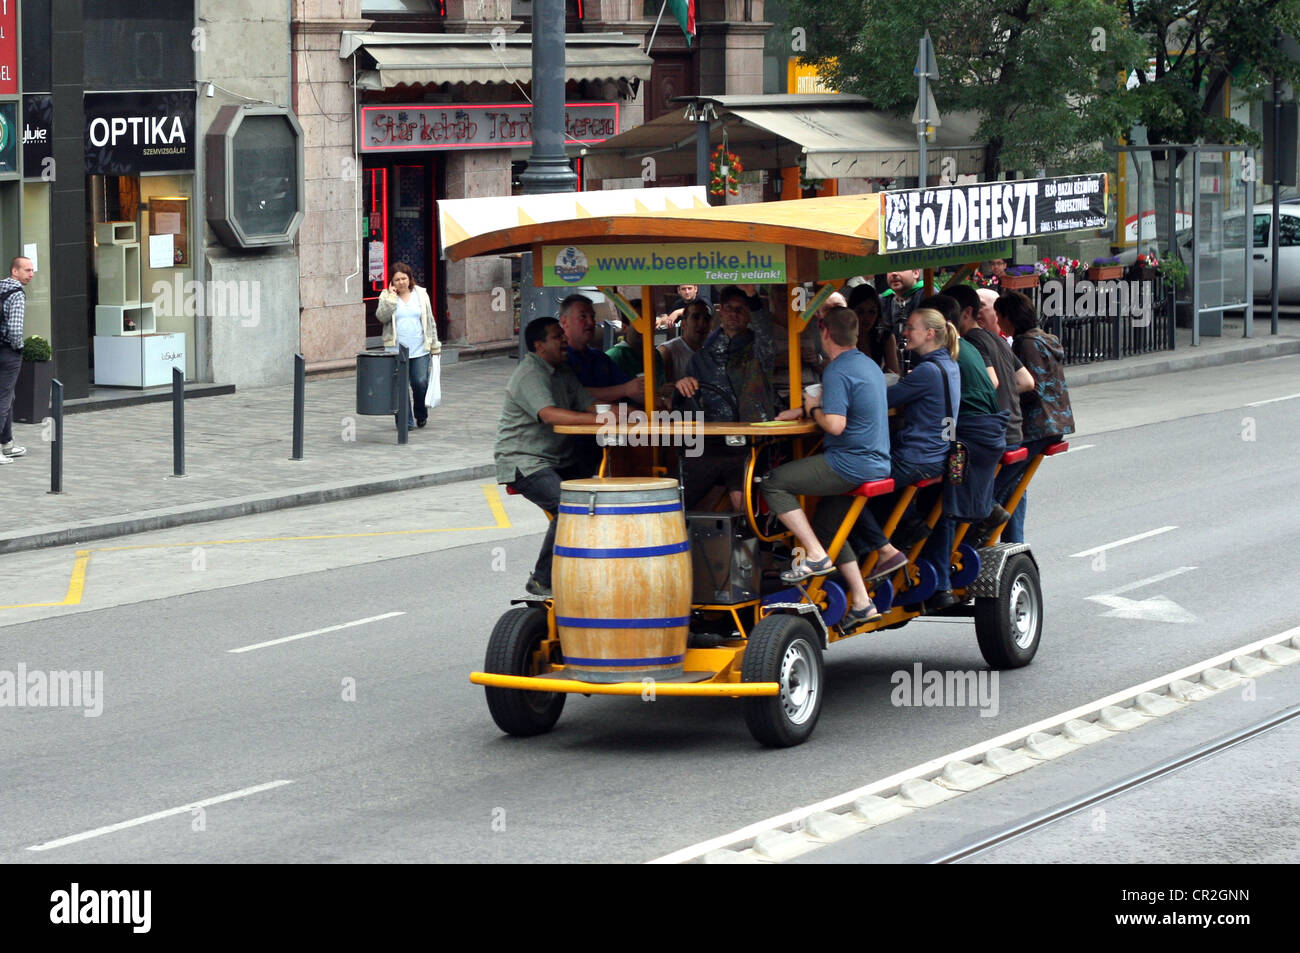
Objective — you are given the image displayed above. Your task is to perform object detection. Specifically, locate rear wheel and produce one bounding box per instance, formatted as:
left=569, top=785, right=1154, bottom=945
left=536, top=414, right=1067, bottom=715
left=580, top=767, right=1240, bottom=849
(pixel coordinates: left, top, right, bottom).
left=483, top=606, right=565, bottom=736
left=741, top=614, right=824, bottom=747
left=974, top=553, right=1042, bottom=668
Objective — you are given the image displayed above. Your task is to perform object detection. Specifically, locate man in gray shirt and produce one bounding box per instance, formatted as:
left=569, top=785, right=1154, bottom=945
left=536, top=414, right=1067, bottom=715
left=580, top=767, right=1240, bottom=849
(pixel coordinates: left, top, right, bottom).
left=495, top=317, right=602, bottom=597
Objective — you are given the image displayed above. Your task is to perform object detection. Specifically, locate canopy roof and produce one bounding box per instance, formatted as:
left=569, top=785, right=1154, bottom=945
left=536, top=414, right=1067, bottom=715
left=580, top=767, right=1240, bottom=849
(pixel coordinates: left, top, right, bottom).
left=341, top=32, right=653, bottom=90
left=581, top=94, right=986, bottom=181
left=441, top=188, right=883, bottom=262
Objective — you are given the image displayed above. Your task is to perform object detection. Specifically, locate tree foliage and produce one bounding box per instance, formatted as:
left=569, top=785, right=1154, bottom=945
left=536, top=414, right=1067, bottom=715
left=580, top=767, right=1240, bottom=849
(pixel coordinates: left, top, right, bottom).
left=781, top=0, right=1300, bottom=175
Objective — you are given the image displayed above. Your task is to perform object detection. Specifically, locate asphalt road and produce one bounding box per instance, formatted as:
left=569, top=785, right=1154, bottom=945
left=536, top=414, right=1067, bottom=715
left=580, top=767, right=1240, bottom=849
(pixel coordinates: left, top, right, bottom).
left=2, top=358, right=1298, bottom=863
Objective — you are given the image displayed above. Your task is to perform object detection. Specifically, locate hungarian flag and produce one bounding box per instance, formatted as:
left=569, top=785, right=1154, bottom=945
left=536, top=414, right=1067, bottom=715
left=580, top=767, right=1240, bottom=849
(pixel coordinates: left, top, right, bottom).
left=667, top=0, right=696, bottom=46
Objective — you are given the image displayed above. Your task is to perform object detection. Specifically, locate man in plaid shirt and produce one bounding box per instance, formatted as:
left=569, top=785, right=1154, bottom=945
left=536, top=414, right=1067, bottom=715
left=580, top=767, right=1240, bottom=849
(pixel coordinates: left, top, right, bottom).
left=0, top=256, right=34, bottom=463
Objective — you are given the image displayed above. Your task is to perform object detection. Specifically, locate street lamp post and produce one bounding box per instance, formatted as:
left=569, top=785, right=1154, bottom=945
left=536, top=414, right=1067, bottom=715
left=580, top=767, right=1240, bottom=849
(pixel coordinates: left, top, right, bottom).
left=519, top=0, right=577, bottom=195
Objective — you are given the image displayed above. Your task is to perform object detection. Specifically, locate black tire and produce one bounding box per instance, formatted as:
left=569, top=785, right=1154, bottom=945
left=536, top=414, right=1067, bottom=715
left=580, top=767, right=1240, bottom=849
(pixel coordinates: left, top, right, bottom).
left=741, top=614, right=824, bottom=747
left=974, top=553, right=1042, bottom=668
left=483, top=606, right=565, bottom=737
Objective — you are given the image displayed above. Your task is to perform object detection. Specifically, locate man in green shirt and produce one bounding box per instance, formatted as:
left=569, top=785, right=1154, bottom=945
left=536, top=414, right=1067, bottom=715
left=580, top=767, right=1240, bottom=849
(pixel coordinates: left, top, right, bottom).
left=496, top=317, right=603, bottom=597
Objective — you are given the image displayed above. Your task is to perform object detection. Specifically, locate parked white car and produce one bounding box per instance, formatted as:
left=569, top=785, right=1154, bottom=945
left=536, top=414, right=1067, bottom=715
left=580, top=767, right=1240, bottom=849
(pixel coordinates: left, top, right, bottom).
left=1121, top=204, right=1300, bottom=302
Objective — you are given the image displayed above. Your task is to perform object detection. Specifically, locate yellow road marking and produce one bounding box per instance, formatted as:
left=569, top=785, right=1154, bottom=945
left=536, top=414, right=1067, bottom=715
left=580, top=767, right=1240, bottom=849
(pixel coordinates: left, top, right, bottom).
left=0, top=550, right=93, bottom=609
left=481, top=483, right=512, bottom=529
left=3, top=486, right=517, bottom=611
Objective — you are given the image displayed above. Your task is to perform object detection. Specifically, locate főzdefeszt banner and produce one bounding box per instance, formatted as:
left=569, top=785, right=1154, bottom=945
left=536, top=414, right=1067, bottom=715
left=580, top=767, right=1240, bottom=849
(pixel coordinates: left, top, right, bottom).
left=542, top=242, right=786, bottom=287
left=879, top=174, right=1108, bottom=253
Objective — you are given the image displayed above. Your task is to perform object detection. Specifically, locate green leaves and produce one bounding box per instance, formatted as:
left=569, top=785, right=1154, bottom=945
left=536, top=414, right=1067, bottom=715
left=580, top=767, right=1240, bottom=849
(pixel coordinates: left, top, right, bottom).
left=782, top=0, right=1300, bottom=173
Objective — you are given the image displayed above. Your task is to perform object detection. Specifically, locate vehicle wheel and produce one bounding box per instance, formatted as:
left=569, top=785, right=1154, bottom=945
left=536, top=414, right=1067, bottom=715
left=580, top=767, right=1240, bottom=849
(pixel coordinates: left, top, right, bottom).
left=741, top=614, right=824, bottom=747
left=974, top=553, right=1042, bottom=668
left=483, top=606, right=565, bottom=736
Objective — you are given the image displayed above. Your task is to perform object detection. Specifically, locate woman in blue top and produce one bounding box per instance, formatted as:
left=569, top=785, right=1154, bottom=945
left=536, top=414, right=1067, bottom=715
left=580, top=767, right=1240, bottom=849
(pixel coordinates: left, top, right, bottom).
left=856, top=308, right=961, bottom=558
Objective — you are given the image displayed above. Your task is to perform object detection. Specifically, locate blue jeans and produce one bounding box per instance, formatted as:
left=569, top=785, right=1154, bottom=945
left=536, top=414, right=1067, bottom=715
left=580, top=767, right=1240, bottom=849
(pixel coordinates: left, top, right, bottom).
left=395, top=353, right=430, bottom=428
left=997, top=436, right=1054, bottom=543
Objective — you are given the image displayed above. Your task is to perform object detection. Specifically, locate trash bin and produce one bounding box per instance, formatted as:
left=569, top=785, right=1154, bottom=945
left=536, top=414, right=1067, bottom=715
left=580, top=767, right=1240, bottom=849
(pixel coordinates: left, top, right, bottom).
left=356, top=351, right=398, bottom=415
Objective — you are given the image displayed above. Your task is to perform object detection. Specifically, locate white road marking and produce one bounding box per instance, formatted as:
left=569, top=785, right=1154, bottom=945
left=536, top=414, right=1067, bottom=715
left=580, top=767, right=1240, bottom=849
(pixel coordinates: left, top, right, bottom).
left=228, top=611, right=405, bottom=653
left=1105, top=565, right=1197, bottom=596
left=1069, top=526, right=1177, bottom=559
left=1065, top=443, right=1095, bottom=451
left=1245, top=393, right=1300, bottom=407
left=648, top=625, right=1300, bottom=864
left=28, top=780, right=294, bottom=851
left=1085, top=593, right=1198, bottom=624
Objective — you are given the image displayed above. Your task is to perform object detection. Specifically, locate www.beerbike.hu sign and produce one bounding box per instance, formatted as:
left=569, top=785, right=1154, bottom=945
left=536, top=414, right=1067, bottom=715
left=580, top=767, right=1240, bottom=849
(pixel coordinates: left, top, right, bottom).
left=542, top=243, right=787, bottom=287
left=360, top=102, right=619, bottom=152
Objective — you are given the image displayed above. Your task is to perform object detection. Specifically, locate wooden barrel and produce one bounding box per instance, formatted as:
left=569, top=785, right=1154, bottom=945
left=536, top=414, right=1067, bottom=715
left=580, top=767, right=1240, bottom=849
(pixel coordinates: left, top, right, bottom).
left=553, top=477, right=692, bottom=683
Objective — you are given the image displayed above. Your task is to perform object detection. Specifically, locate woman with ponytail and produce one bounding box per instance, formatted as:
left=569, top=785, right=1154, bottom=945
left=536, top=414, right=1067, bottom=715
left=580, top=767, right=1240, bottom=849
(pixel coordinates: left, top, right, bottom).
left=849, top=306, right=962, bottom=583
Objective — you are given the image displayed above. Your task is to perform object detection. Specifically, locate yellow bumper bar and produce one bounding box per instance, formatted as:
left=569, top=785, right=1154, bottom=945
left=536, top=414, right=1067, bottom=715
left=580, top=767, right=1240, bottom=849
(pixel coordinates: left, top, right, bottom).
left=470, top=672, right=780, bottom=697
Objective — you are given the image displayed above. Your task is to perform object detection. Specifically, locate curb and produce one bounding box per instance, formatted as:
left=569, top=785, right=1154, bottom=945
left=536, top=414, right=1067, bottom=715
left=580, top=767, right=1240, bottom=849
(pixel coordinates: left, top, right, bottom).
left=0, top=462, right=496, bottom=555
left=1066, top=338, right=1300, bottom=386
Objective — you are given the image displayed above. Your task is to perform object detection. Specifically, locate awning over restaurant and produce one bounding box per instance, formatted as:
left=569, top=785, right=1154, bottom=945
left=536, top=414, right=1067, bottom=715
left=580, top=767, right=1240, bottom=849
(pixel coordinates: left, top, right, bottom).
left=581, top=94, right=986, bottom=181
left=341, top=32, right=654, bottom=90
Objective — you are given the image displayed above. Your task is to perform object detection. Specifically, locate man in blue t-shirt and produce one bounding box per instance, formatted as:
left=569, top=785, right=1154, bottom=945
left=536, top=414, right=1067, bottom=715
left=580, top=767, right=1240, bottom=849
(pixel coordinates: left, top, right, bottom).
left=761, top=306, right=898, bottom=628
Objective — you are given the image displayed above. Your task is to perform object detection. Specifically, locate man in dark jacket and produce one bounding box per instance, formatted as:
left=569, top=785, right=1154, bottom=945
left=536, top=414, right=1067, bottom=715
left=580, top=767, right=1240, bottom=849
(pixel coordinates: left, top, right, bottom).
left=0, top=256, right=34, bottom=463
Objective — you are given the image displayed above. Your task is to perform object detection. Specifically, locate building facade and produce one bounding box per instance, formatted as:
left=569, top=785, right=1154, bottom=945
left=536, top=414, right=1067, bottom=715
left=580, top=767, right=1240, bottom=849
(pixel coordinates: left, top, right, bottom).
left=293, top=0, right=774, bottom=370
left=6, top=0, right=301, bottom=399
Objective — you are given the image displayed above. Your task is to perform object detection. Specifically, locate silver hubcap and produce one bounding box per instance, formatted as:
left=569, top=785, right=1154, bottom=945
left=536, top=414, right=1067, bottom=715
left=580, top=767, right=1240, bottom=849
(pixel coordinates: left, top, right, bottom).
left=1008, top=573, right=1039, bottom=649
left=779, top=639, right=819, bottom=725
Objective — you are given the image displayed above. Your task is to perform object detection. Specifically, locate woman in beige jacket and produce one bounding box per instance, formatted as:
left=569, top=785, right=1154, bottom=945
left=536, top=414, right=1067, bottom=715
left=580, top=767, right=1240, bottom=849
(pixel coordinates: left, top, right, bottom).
left=375, top=262, right=441, bottom=428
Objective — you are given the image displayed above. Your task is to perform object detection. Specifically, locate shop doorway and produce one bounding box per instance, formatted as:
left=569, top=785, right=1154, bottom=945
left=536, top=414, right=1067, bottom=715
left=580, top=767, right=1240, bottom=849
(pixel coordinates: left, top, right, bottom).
left=362, top=155, right=439, bottom=343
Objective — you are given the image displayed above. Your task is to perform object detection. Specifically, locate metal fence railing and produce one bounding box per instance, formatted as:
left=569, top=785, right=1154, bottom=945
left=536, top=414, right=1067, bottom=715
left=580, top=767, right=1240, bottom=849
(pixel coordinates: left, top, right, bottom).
left=1030, top=275, right=1174, bottom=367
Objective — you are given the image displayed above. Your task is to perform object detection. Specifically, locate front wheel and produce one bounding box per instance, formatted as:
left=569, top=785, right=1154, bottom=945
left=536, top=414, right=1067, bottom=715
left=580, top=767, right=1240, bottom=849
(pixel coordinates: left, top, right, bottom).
left=483, top=606, right=565, bottom=736
left=741, top=614, right=824, bottom=747
left=974, top=553, right=1042, bottom=668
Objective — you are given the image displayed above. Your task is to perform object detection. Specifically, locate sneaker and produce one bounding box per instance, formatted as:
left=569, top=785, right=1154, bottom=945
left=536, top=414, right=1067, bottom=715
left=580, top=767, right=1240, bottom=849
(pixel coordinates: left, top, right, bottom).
left=0, top=453, right=10, bottom=464
left=1, top=443, right=25, bottom=457
left=524, top=575, right=553, bottom=598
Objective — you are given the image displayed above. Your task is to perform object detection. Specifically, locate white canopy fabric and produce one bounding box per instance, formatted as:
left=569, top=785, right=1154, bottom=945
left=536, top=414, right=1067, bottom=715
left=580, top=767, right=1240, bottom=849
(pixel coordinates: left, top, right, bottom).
left=341, top=31, right=653, bottom=90
left=580, top=94, right=986, bottom=181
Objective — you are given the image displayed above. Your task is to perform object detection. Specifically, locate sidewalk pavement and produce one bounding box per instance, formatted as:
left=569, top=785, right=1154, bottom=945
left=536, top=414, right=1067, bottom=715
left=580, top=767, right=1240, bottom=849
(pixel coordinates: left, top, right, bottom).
left=3, top=317, right=1297, bottom=554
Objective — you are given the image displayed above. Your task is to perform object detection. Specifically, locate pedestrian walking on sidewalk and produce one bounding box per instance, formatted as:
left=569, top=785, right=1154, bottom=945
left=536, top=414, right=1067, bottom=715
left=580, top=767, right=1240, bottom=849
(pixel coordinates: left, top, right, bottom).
left=375, top=262, right=440, bottom=430
left=0, top=255, right=34, bottom=463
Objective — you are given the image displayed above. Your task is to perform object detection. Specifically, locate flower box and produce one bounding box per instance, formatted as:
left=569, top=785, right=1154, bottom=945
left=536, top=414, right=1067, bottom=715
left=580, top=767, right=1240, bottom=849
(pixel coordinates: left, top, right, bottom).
left=1087, top=265, right=1124, bottom=280
left=1000, top=273, right=1039, bottom=290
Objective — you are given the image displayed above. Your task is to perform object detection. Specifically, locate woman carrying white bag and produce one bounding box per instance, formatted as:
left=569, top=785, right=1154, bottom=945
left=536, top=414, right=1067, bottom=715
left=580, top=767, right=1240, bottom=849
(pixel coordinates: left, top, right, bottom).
left=375, top=262, right=440, bottom=428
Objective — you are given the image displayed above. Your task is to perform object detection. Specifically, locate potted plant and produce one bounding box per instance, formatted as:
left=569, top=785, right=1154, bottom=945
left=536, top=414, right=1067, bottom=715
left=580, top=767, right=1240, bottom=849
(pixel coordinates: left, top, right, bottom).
left=1156, top=254, right=1186, bottom=289
left=1129, top=252, right=1160, bottom=282
left=1088, top=256, right=1124, bottom=280
left=1000, top=264, right=1039, bottom=290
left=14, top=335, right=54, bottom=424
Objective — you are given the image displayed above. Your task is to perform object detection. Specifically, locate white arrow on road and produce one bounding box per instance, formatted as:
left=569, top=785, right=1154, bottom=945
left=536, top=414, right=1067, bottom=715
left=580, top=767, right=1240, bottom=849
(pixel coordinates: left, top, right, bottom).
left=1085, top=593, right=1198, bottom=623
left=1085, top=566, right=1198, bottom=623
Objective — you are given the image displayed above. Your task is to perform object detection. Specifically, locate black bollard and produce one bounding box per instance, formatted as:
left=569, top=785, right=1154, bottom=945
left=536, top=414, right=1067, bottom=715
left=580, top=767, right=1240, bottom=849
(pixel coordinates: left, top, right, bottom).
left=172, top=366, right=185, bottom=477
left=394, top=344, right=409, bottom=445
left=49, top=378, right=63, bottom=495
left=292, top=353, right=305, bottom=460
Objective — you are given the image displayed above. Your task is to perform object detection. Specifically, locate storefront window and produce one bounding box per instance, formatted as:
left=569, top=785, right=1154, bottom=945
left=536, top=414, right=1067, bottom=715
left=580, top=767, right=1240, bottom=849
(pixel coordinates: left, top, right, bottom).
left=84, top=1, right=194, bottom=91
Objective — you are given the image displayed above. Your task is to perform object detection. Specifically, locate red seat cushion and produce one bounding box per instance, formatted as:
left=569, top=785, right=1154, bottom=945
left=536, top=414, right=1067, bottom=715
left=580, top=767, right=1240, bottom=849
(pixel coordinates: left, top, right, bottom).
left=852, top=478, right=895, bottom=498
left=913, top=476, right=942, bottom=488
left=1043, top=441, right=1070, bottom=457
left=1001, top=447, right=1029, bottom=465
left=505, top=485, right=521, bottom=495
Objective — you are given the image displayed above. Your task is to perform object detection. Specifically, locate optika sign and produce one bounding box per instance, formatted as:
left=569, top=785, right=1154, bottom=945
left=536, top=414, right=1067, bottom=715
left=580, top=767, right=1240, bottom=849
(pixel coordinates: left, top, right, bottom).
left=88, top=115, right=186, bottom=148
